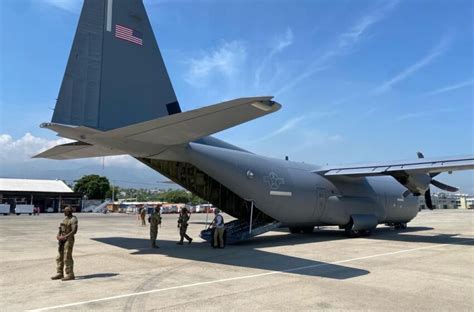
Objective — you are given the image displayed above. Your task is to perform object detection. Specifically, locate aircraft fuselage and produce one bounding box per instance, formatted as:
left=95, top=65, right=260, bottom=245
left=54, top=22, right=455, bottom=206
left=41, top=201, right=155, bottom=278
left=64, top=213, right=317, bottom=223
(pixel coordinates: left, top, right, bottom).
left=152, top=141, right=420, bottom=229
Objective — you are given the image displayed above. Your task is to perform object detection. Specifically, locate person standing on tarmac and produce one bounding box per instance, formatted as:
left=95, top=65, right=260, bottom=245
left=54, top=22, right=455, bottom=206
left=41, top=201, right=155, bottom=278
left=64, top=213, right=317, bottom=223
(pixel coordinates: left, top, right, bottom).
left=51, top=206, right=78, bottom=281
left=177, top=207, right=192, bottom=245
left=140, top=207, right=146, bottom=226
left=210, top=209, right=225, bottom=248
left=149, top=204, right=162, bottom=248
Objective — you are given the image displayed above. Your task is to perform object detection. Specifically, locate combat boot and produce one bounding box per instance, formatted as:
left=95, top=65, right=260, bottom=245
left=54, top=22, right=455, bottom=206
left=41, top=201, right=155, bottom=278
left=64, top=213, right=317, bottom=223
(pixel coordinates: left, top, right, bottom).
left=61, top=275, right=75, bottom=281
left=51, top=273, right=63, bottom=280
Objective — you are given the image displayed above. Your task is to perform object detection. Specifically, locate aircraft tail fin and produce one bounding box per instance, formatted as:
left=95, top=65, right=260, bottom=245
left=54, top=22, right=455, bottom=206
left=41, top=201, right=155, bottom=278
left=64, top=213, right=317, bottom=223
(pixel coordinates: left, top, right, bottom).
left=52, top=0, right=180, bottom=131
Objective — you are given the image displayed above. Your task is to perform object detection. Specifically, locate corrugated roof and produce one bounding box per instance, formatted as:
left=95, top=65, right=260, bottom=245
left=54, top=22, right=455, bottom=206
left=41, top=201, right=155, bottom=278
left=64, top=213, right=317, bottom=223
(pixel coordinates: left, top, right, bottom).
left=0, top=178, right=73, bottom=193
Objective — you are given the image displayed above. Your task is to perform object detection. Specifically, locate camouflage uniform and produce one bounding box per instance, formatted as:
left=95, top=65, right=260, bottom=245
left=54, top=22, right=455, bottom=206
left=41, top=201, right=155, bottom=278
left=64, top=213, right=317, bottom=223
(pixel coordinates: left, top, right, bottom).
left=56, top=215, right=78, bottom=278
left=177, top=211, right=192, bottom=244
left=149, top=210, right=161, bottom=247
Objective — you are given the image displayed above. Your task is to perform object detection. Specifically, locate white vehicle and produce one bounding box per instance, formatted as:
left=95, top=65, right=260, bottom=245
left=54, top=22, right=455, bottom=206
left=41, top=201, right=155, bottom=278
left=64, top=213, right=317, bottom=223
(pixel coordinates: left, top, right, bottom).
left=186, top=205, right=196, bottom=213
left=195, top=204, right=213, bottom=213
left=125, top=205, right=137, bottom=214
left=15, top=204, right=34, bottom=215
left=0, top=204, right=10, bottom=215
left=81, top=205, right=95, bottom=213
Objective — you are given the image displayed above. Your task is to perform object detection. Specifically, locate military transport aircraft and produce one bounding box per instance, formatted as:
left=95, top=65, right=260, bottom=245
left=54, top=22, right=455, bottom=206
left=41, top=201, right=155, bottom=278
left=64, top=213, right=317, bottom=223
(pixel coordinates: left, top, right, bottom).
left=35, top=0, right=474, bottom=243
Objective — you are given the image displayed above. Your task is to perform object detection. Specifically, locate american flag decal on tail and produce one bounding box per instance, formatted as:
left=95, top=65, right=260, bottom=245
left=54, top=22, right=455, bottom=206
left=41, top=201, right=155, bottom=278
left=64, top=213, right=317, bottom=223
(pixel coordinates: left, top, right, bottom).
left=115, top=24, right=143, bottom=46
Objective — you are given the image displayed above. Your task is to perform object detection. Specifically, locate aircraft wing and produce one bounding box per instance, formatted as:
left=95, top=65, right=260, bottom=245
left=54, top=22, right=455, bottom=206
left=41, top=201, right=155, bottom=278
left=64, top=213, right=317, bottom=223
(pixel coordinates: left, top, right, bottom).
left=314, top=156, right=474, bottom=177
left=33, top=141, right=124, bottom=160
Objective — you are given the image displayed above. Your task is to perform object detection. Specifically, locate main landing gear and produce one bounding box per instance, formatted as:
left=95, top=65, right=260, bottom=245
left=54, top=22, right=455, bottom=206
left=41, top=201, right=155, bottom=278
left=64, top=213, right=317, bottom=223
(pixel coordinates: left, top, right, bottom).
left=289, top=226, right=314, bottom=234
left=393, top=222, right=408, bottom=230
left=344, top=220, right=373, bottom=238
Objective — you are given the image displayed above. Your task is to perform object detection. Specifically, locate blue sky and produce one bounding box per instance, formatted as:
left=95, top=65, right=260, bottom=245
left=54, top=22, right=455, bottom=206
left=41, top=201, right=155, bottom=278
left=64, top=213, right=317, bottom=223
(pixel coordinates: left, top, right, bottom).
left=0, top=0, right=473, bottom=192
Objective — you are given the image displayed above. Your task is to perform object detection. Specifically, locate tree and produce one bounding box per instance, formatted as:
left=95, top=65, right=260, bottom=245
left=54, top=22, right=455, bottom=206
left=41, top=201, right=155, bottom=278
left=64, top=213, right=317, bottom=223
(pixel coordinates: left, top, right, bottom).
left=190, top=193, right=206, bottom=205
left=162, top=189, right=191, bottom=203
left=74, top=175, right=111, bottom=200
left=105, top=185, right=121, bottom=201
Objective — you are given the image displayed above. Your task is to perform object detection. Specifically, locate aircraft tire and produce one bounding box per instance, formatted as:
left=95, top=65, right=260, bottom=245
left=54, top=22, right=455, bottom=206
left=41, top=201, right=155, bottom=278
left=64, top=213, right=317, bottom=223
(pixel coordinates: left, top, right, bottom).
left=301, top=226, right=314, bottom=234
left=344, top=221, right=360, bottom=238
left=289, top=227, right=301, bottom=234
left=394, top=223, right=407, bottom=230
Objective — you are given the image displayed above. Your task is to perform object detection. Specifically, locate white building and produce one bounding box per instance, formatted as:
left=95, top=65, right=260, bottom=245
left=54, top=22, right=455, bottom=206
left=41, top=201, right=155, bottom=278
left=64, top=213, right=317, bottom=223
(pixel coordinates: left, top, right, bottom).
left=0, top=178, right=82, bottom=212
left=418, top=192, right=473, bottom=210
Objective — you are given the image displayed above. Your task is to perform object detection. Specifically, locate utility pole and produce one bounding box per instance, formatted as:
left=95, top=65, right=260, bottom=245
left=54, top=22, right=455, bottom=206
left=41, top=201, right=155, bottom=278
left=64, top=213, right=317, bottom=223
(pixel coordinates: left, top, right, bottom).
left=111, top=180, right=115, bottom=203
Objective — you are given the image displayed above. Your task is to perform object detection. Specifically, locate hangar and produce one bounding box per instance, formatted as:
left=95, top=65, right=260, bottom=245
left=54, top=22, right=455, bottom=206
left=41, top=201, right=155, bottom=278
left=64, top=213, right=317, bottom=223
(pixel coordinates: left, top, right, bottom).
left=0, top=178, right=83, bottom=213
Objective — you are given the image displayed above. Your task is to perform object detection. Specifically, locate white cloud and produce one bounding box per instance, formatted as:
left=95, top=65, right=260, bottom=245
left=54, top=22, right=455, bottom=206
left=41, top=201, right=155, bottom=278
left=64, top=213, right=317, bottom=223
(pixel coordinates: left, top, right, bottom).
left=0, top=133, right=72, bottom=163
left=425, top=79, right=474, bottom=96
left=275, top=28, right=294, bottom=52
left=102, top=155, right=141, bottom=167
left=395, top=107, right=458, bottom=121
left=275, top=1, right=399, bottom=97
left=255, top=115, right=306, bottom=143
left=254, top=28, right=294, bottom=90
left=303, top=130, right=343, bottom=145
left=286, top=129, right=343, bottom=156
left=0, top=133, right=140, bottom=168
left=248, top=111, right=338, bottom=144
left=41, top=0, right=82, bottom=13
left=373, top=36, right=451, bottom=94
left=338, top=0, right=398, bottom=49
left=184, top=41, right=246, bottom=87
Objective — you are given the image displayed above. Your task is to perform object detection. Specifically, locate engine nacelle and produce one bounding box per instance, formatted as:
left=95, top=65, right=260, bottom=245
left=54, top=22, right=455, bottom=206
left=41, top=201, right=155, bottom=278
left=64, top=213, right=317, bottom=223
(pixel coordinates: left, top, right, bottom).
left=404, top=173, right=431, bottom=195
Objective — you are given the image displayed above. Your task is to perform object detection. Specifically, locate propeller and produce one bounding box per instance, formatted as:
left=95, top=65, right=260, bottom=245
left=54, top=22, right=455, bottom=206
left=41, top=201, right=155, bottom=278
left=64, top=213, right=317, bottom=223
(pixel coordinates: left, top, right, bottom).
left=430, top=179, right=459, bottom=192
left=402, top=152, right=459, bottom=210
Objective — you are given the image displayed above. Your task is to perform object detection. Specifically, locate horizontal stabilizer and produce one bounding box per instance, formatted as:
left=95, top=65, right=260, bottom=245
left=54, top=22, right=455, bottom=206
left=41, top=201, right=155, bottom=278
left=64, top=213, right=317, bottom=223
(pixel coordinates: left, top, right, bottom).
left=37, top=97, right=280, bottom=159
left=101, top=96, right=281, bottom=145
left=33, top=141, right=124, bottom=160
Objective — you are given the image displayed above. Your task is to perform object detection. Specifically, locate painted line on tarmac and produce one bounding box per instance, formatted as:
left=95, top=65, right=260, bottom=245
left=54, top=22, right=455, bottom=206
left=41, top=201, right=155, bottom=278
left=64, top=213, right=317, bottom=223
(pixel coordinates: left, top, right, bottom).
left=29, top=239, right=474, bottom=311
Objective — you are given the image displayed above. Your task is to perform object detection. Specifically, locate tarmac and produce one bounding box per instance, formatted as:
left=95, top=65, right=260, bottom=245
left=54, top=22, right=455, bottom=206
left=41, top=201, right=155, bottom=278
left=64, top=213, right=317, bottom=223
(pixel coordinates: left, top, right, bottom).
left=0, top=210, right=473, bottom=311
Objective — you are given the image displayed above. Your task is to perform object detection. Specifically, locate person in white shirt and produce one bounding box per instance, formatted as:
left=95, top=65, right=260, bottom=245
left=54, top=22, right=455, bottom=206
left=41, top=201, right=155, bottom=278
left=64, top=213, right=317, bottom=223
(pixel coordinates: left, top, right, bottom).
left=211, top=209, right=225, bottom=248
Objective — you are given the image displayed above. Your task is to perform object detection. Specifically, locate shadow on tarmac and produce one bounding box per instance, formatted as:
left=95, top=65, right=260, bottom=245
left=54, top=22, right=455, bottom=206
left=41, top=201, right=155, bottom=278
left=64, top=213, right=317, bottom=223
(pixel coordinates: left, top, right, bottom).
left=76, top=273, right=119, bottom=280
left=92, top=225, right=472, bottom=280
left=271, top=226, right=473, bottom=247
left=92, top=236, right=369, bottom=280
left=367, top=226, right=474, bottom=246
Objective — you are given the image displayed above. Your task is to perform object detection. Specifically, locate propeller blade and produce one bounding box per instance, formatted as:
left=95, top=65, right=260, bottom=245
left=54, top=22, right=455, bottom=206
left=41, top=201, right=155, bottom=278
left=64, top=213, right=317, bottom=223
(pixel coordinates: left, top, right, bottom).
left=431, top=179, right=459, bottom=192
left=425, top=189, right=433, bottom=210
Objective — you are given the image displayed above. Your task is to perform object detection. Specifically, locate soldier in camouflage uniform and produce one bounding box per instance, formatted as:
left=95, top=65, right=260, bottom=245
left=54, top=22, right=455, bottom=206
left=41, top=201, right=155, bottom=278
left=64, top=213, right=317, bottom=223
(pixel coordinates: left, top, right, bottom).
left=51, top=206, right=78, bottom=281
left=149, top=204, right=162, bottom=248
left=177, top=207, right=192, bottom=245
